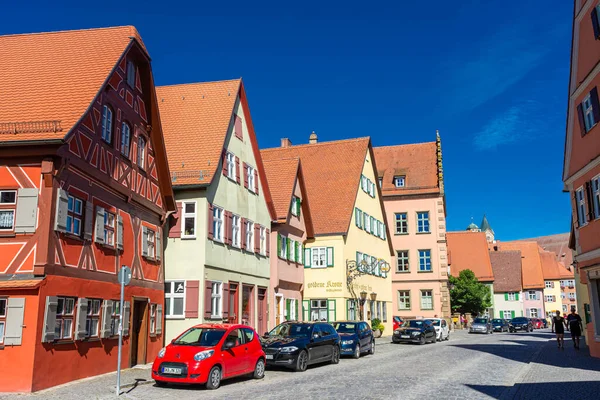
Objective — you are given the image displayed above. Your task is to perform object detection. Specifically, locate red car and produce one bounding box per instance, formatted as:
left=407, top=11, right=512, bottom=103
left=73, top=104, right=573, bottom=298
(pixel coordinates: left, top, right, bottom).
left=532, top=319, right=544, bottom=329
left=393, top=316, right=404, bottom=331
left=152, top=324, right=265, bottom=389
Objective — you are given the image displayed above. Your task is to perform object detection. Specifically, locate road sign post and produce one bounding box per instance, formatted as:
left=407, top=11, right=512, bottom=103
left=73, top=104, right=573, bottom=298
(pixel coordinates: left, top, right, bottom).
left=116, top=265, right=132, bottom=396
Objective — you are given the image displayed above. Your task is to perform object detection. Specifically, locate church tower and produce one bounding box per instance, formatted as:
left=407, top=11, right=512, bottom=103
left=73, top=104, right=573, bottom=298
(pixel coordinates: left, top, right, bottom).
left=481, top=214, right=494, bottom=243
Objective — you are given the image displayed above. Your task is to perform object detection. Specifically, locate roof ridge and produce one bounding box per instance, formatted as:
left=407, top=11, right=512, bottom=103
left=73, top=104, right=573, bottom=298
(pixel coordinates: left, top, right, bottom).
left=262, top=137, right=370, bottom=151
left=0, top=25, right=137, bottom=39
left=262, top=156, right=300, bottom=163
left=156, top=79, right=242, bottom=89
left=373, top=141, right=436, bottom=149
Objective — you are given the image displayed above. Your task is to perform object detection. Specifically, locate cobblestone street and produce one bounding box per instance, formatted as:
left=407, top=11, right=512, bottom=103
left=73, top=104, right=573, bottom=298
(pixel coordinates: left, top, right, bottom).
left=3, top=329, right=600, bottom=400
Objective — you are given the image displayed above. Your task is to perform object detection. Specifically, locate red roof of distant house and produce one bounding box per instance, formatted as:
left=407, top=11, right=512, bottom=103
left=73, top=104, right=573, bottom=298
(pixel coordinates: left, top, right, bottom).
left=540, top=250, right=564, bottom=280
left=447, top=232, right=494, bottom=282
left=496, top=241, right=545, bottom=289
left=489, top=250, right=523, bottom=292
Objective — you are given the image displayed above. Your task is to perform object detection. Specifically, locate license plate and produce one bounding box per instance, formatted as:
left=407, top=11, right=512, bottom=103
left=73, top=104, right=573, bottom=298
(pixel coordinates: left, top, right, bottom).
left=163, top=367, right=182, bottom=374
left=401, top=335, right=410, bottom=339
left=266, top=354, right=274, bottom=360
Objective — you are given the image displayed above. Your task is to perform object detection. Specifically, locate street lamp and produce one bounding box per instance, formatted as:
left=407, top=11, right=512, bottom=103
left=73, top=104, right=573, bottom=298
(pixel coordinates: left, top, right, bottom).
left=370, top=292, right=377, bottom=302
left=359, top=291, right=368, bottom=305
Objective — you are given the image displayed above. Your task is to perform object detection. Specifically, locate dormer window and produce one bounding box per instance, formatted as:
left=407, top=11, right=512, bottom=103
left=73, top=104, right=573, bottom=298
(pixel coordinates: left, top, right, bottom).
left=393, top=176, right=405, bottom=188
left=127, top=61, right=136, bottom=88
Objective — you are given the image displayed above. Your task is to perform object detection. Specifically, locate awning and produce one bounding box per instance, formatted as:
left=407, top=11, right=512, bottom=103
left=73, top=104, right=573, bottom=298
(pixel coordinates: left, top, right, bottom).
left=0, top=279, right=43, bottom=289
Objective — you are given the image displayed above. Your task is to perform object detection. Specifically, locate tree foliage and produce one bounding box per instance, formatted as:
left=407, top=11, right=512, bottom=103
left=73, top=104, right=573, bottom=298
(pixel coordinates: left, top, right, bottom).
left=449, top=269, right=492, bottom=315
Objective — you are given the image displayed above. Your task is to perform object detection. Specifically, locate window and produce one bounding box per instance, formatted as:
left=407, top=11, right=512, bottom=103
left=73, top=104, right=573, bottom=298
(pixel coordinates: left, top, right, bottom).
left=137, top=136, right=146, bottom=169
left=126, top=61, right=136, bottom=88
left=396, top=250, right=409, bottom=272
left=120, top=122, right=131, bottom=157
left=247, top=165, right=256, bottom=193
left=213, top=206, right=224, bottom=242
left=181, top=201, right=196, bottom=238
left=259, top=226, right=267, bottom=255
left=545, top=281, right=553, bottom=289
left=561, top=292, right=566, bottom=299
left=347, top=299, right=357, bottom=321
left=310, top=300, right=328, bottom=321
left=398, top=291, right=410, bottom=310
left=368, top=180, right=375, bottom=197
left=364, top=213, right=371, bottom=232
left=145, top=228, right=156, bottom=259
left=85, top=299, right=101, bottom=338
left=279, top=235, right=288, bottom=259
left=373, top=220, right=379, bottom=237
left=568, top=292, right=576, bottom=300
left=291, top=196, right=300, bottom=216
left=582, top=93, right=596, bottom=132
left=560, top=280, right=566, bottom=288
left=165, top=281, right=185, bottom=318
left=528, top=291, right=536, bottom=300
left=289, top=299, right=297, bottom=320
left=394, top=176, right=405, bottom=188
left=501, top=310, right=513, bottom=319
left=567, top=280, right=575, bottom=288
left=593, top=176, right=600, bottom=219
left=576, top=187, right=587, bottom=226
left=55, top=297, right=75, bottom=340
left=507, top=292, right=516, bottom=301
left=562, top=305, right=568, bottom=313
left=382, top=302, right=387, bottom=322
left=226, top=152, right=236, bottom=181
left=417, top=212, right=430, bottom=233
left=246, top=221, right=254, bottom=252
left=530, top=308, right=538, bottom=318
left=395, top=213, right=407, bottom=234
left=289, top=239, right=295, bottom=261
left=361, top=175, right=368, bottom=192
left=211, top=282, right=223, bottom=318
left=232, top=215, right=241, bottom=247
left=110, top=300, right=121, bottom=336
left=0, top=190, right=16, bottom=231
left=103, top=210, right=116, bottom=246
left=0, top=298, right=6, bottom=344
left=66, top=195, right=83, bottom=236
left=149, top=304, right=157, bottom=335
left=420, top=290, right=433, bottom=310
left=418, top=250, right=432, bottom=272
left=101, top=105, right=113, bottom=144
left=545, top=295, right=555, bottom=302
left=312, top=247, right=327, bottom=268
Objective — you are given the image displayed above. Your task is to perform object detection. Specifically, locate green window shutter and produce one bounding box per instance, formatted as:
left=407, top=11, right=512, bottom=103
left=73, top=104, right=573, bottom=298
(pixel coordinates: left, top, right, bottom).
left=500, top=311, right=504, bottom=319
left=515, top=293, right=519, bottom=301
left=295, top=242, right=300, bottom=263
left=287, top=239, right=291, bottom=260
left=277, top=234, right=281, bottom=258
left=327, top=299, right=336, bottom=322
left=505, top=293, right=508, bottom=301
left=304, top=247, right=311, bottom=268
left=371, top=217, right=375, bottom=234
left=512, top=310, right=516, bottom=319
left=286, top=299, right=291, bottom=320
left=295, top=300, right=299, bottom=321
left=302, top=300, right=310, bottom=321
left=327, top=247, right=334, bottom=267
left=355, top=208, right=360, bottom=228
left=297, top=198, right=301, bottom=218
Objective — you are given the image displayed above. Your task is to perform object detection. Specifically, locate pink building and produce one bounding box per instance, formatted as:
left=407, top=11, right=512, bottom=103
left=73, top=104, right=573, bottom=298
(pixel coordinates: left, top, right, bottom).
left=261, top=144, right=314, bottom=330
left=373, top=134, right=450, bottom=320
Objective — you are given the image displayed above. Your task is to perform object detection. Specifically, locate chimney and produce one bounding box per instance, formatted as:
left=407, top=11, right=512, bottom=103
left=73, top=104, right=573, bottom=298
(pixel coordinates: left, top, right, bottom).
left=309, top=131, right=318, bottom=144
left=281, top=138, right=292, bottom=148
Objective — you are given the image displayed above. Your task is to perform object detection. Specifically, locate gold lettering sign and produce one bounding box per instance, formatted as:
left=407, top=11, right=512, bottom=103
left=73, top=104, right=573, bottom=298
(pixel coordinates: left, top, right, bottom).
left=307, top=281, right=344, bottom=292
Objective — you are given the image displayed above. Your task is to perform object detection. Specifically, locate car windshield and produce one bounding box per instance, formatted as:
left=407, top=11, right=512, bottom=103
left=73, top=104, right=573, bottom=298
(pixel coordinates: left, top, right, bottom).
left=172, top=328, right=226, bottom=346
left=393, top=316, right=402, bottom=322
left=428, top=320, right=441, bottom=326
left=268, top=323, right=312, bottom=338
left=333, top=323, right=356, bottom=333
left=512, top=317, right=528, bottom=323
left=474, top=318, right=488, bottom=324
left=492, top=319, right=503, bottom=323
left=402, top=320, right=425, bottom=328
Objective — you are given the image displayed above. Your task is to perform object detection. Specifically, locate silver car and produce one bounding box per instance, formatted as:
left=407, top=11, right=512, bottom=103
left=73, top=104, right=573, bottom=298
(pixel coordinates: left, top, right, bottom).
left=469, top=317, right=492, bottom=334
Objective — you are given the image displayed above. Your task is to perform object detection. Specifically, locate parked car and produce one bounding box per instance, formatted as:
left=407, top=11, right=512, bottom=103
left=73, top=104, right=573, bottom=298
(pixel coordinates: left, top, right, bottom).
left=509, top=317, right=534, bottom=332
left=332, top=321, right=375, bottom=358
left=469, top=317, right=492, bottom=334
left=392, top=316, right=403, bottom=331
left=491, top=318, right=509, bottom=332
left=261, top=322, right=340, bottom=371
left=426, top=318, right=450, bottom=341
left=392, top=319, right=437, bottom=344
left=532, top=318, right=544, bottom=329
left=152, top=324, right=265, bottom=390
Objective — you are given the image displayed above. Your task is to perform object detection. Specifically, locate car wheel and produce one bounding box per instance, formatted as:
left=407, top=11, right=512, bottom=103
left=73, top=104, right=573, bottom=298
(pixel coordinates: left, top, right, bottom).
left=295, top=350, right=308, bottom=372
left=369, top=340, right=375, bottom=354
left=155, top=380, right=168, bottom=387
left=446, top=333, right=450, bottom=341
left=206, top=366, right=221, bottom=390
left=253, top=358, right=265, bottom=379
left=353, top=344, right=361, bottom=359
left=419, top=335, right=426, bottom=345
left=432, top=334, right=437, bottom=344
left=331, top=346, right=340, bottom=364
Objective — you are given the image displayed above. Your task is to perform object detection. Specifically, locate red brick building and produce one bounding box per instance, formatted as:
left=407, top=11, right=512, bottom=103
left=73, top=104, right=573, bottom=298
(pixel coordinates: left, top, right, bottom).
left=0, top=27, right=175, bottom=391
left=564, top=1, right=600, bottom=358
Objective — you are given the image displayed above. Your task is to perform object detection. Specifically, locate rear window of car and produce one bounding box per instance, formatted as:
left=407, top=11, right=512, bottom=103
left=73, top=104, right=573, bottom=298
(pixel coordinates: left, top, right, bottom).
left=474, top=318, right=488, bottom=324
left=512, top=317, right=528, bottom=323
left=403, top=320, right=424, bottom=328
left=333, top=323, right=356, bottom=333
left=268, top=323, right=312, bottom=337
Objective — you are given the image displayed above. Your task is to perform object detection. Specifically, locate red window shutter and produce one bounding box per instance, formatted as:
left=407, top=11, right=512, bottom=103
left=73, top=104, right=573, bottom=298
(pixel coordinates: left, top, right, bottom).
left=204, top=280, right=213, bottom=319
left=208, top=203, right=214, bottom=240
left=241, top=218, right=247, bottom=249
left=185, top=280, right=200, bottom=318
left=227, top=211, right=234, bottom=245
left=222, top=150, right=228, bottom=177
left=254, top=170, right=259, bottom=194
left=235, top=156, right=241, bottom=184
left=169, top=202, right=182, bottom=238
left=223, top=283, right=230, bottom=320
left=254, top=224, right=260, bottom=253
left=235, top=115, right=242, bottom=139
left=243, top=162, right=248, bottom=188
left=266, top=228, right=270, bottom=256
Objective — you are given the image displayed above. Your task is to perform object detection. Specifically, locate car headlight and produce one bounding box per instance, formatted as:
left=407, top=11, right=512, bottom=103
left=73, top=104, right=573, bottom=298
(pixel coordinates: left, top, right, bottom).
left=341, top=340, right=354, bottom=345
left=279, top=346, right=299, bottom=353
left=411, top=331, right=420, bottom=336
left=394, top=330, right=401, bottom=334
left=157, top=347, right=166, bottom=358
left=193, top=350, right=214, bottom=361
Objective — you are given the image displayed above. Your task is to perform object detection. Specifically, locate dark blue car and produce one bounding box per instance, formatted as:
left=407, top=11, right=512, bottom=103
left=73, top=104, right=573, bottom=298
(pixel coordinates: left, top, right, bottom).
left=332, top=321, right=375, bottom=358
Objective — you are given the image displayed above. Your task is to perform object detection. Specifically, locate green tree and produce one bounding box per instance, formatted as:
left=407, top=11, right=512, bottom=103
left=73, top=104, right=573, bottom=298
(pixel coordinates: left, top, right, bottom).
left=449, top=269, right=492, bottom=315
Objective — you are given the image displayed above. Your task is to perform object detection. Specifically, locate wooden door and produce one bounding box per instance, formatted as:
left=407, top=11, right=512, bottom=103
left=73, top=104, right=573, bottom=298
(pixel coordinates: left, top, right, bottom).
left=130, top=300, right=148, bottom=367
left=257, top=287, right=267, bottom=335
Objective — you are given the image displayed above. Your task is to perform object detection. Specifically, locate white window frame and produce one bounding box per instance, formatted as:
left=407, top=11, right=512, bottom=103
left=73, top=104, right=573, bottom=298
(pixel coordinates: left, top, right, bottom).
left=378, top=177, right=382, bottom=188
left=213, top=206, right=224, bottom=243
left=395, top=213, right=407, bottom=234
left=110, top=300, right=121, bottom=336
left=420, top=290, right=433, bottom=310
left=417, top=211, right=430, bottom=233
left=289, top=239, right=295, bottom=261
left=246, top=220, right=254, bottom=252
left=181, top=201, right=197, bottom=239
left=85, top=299, right=101, bottom=338
left=583, top=93, right=596, bottom=132
left=137, top=135, right=146, bottom=170
left=55, top=297, right=76, bottom=340
left=396, top=250, right=409, bottom=272
left=568, top=292, right=576, bottom=300
left=145, top=228, right=156, bottom=259
left=289, top=299, right=297, bottom=320
left=567, top=280, right=575, bottom=287
left=576, top=187, right=587, bottom=226
left=0, top=298, right=6, bottom=344
left=104, top=210, right=116, bottom=247
left=545, top=281, right=552, bottom=289
left=528, top=291, right=536, bottom=301
left=507, top=292, right=516, bottom=301
left=149, top=304, right=157, bottom=334
left=0, top=190, right=17, bottom=231
left=418, top=249, right=432, bottom=272
left=232, top=215, right=241, bottom=248
left=259, top=226, right=267, bottom=255
left=211, top=281, right=223, bottom=319
left=165, top=281, right=185, bottom=318
left=593, top=175, right=600, bottom=220
left=394, top=176, right=405, bottom=188
left=502, top=310, right=513, bottom=319
left=530, top=308, right=539, bottom=318
left=545, top=295, right=553, bottom=302
left=291, top=196, right=299, bottom=216
left=66, top=194, right=83, bottom=236
left=311, top=247, right=327, bottom=268
left=226, top=152, right=236, bottom=181
left=247, top=165, right=256, bottom=193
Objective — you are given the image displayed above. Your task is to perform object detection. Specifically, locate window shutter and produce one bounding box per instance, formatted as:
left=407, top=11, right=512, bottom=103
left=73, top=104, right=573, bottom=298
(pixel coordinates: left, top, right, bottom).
left=287, top=239, right=291, bottom=260
left=355, top=208, right=361, bottom=228
left=304, top=247, right=311, bottom=268
left=99, top=301, right=113, bottom=338
left=266, top=229, right=270, bottom=256
left=505, top=293, right=508, bottom=301
left=74, top=298, right=88, bottom=341
left=241, top=218, right=247, bottom=249
left=243, top=162, right=248, bottom=188
left=295, top=241, right=300, bottom=263
left=235, top=114, right=243, bottom=139
left=123, top=301, right=131, bottom=336
left=54, top=188, right=69, bottom=233
left=515, top=293, right=519, bottom=301
left=222, top=150, right=228, bottom=177
left=169, top=202, right=182, bottom=238
left=156, top=232, right=162, bottom=261
left=116, top=215, right=124, bottom=250
left=235, top=156, right=241, bottom=184
left=285, top=299, right=291, bottom=320
left=500, top=311, right=504, bottom=319
left=302, top=300, right=310, bottom=321
left=254, top=225, right=260, bottom=253
left=296, top=300, right=299, bottom=321
left=591, top=87, right=600, bottom=124
left=277, top=234, right=281, bottom=258
left=297, top=198, right=301, bottom=217
left=383, top=224, right=386, bottom=240
left=222, top=283, right=230, bottom=320
left=95, top=206, right=105, bottom=244
left=254, top=169, right=259, bottom=194
left=224, top=211, right=231, bottom=245
left=204, top=280, right=213, bottom=319
left=327, top=247, right=334, bottom=267
left=141, top=226, right=149, bottom=257
left=83, top=201, right=94, bottom=240
left=185, top=280, right=200, bottom=318
left=327, top=299, right=336, bottom=322
left=526, top=308, right=530, bottom=317
left=14, top=188, right=38, bottom=234
left=371, top=217, right=375, bottom=234
left=4, top=298, right=25, bottom=345
left=577, top=103, right=587, bottom=136
left=593, top=7, right=600, bottom=39
left=586, top=182, right=596, bottom=220
left=551, top=281, right=555, bottom=288
left=208, top=203, right=214, bottom=240
left=155, top=304, right=162, bottom=335
left=42, top=296, right=58, bottom=343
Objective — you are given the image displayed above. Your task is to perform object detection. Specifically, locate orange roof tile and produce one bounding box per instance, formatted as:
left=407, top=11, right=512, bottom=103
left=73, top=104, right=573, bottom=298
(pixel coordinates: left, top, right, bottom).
left=519, top=233, right=573, bottom=270
left=540, top=250, right=564, bottom=280
left=0, top=26, right=143, bottom=143
left=496, top=241, right=545, bottom=289
left=0, top=279, right=43, bottom=288
left=373, top=142, right=440, bottom=196
left=447, top=232, right=494, bottom=282
left=261, top=138, right=370, bottom=235
left=261, top=157, right=300, bottom=220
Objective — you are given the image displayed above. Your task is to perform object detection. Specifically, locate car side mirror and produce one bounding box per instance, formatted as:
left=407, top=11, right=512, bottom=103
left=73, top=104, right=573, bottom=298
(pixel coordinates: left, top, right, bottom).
left=170, top=339, right=175, bottom=344
left=222, top=340, right=236, bottom=350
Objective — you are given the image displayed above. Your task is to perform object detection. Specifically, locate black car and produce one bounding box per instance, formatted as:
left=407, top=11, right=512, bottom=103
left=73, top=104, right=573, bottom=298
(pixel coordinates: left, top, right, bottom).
left=491, top=318, right=509, bottom=332
left=333, top=321, right=375, bottom=358
left=392, top=319, right=437, bottom=345
left=261, top=322, right=341, bottom=371
left=509, top=317, right=534, bottom=332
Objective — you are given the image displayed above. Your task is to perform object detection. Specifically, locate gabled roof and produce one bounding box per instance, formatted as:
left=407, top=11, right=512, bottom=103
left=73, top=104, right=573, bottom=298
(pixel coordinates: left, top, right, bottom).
left=496, top=241, right=545, bottom=290
left=489, top=250, right=523, bottom=292
left=540, top=250, right=564, bottom=281
left=0, top=26, right=144, bottom=143
left=447, top=232, right=494, bottom=282
left=373, top=141, right=440, bottom=196
left=518, top=233, right=573, bottom=270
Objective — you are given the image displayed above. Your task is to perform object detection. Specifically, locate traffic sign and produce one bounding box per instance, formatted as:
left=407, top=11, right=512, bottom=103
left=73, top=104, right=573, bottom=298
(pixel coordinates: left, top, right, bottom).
left=118, top=266, right=132, bottom=286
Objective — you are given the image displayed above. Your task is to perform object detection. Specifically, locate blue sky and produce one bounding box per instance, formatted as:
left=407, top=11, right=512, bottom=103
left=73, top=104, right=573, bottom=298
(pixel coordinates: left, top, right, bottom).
left=2, top=0, right=572, bottom=240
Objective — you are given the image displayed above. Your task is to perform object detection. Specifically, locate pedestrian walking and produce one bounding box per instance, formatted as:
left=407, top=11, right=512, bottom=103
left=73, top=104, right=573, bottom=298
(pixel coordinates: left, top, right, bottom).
left=566, top=307, right=583, bottom=349
left=552, top=311, right=567, bottom=349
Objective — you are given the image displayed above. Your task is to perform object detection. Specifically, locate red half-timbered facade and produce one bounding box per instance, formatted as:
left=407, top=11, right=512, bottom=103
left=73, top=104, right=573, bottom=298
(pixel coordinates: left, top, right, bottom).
left=0, top=26, right=175, bottom=392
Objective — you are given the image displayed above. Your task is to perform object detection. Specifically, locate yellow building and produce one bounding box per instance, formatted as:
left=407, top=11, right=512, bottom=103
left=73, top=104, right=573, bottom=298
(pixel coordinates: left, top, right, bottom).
left=261, top=134, right=394, bottom=333
left=540, top=251, right=566, bottom=319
